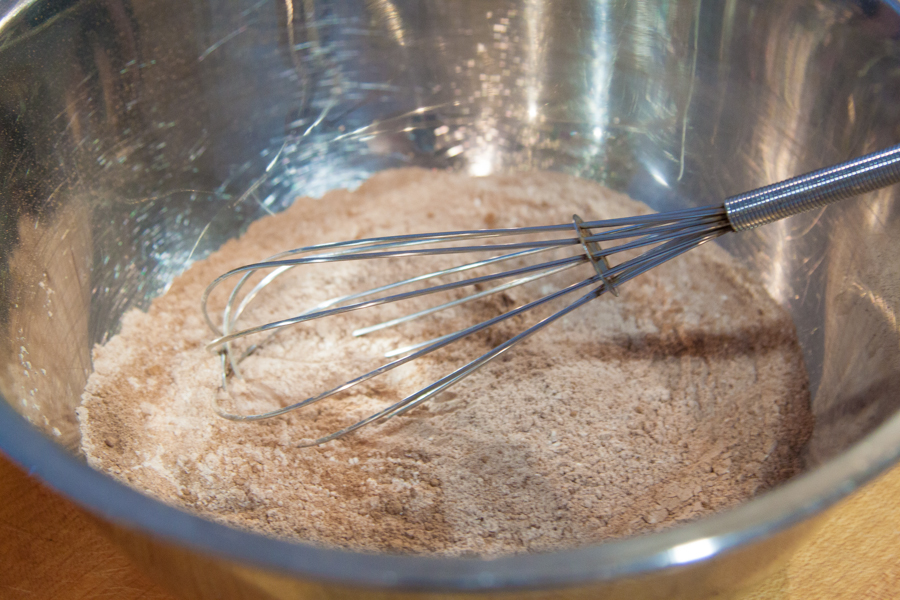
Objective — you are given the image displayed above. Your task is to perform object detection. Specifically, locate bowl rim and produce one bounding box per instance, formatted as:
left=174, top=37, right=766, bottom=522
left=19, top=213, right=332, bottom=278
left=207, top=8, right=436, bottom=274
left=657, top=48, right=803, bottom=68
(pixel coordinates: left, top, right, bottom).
left=2, top=398, right=900, bottom=592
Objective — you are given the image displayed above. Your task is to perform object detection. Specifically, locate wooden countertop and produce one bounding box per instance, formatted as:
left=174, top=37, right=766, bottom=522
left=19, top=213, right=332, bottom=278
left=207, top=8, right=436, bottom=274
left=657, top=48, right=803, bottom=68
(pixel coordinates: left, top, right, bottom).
left=1, top=450, right=898, bottom=599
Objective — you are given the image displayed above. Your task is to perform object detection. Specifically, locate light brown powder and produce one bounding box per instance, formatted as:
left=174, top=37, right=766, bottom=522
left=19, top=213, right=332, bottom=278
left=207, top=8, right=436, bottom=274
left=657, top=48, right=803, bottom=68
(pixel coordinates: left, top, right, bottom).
left=77, top=168, right=812, bottom=556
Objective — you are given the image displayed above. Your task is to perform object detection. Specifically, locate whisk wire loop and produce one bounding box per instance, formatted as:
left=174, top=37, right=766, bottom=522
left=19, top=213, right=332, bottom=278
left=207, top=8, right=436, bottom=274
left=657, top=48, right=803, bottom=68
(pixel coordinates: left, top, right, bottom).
left=204, top=204, right=732, bottom=446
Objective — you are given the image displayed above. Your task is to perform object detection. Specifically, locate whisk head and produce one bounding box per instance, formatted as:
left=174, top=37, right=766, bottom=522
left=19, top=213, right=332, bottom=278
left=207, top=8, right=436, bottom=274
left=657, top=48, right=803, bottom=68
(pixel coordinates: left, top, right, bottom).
left=202, top=204, right=732, bottom=446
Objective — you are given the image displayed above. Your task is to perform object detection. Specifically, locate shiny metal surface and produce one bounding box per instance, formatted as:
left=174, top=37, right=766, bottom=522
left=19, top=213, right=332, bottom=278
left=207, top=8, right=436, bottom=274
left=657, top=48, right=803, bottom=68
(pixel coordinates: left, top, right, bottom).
left=724, top=144, right=900, bottom=230
left=0, top=0, right=899, bottom=597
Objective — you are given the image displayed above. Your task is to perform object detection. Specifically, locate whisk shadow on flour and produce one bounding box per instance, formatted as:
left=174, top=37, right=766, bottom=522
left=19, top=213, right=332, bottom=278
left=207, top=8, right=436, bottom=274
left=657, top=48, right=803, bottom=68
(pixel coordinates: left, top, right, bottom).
left=575, top=320, right=802, bottom=363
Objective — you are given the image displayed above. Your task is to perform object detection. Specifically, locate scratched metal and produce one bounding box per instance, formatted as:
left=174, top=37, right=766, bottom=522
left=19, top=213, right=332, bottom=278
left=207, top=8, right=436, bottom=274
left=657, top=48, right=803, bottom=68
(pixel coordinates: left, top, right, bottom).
left=0, top=0, right=899, bottom=596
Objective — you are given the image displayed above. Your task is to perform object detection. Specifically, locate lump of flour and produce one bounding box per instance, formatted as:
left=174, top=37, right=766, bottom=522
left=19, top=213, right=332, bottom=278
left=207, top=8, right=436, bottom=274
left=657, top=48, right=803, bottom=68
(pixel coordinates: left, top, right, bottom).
left=77, top=168, right=813, bottom=556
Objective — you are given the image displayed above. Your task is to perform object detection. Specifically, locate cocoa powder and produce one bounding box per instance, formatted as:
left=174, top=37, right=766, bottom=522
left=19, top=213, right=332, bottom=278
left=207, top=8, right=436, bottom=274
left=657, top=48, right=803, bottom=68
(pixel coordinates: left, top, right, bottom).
left=77, top=169, right=813, bottom=556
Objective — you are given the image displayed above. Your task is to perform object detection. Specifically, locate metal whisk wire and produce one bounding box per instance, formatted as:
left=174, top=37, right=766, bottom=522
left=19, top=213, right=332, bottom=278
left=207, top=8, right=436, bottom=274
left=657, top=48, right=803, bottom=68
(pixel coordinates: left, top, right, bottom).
left=203, top=206, right=730, bottom=446
left=202, top=144, right=900, bottom=447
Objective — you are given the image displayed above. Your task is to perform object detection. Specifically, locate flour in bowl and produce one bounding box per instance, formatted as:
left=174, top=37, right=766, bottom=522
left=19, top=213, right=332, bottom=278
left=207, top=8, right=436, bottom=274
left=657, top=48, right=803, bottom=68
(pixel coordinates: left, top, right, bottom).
left=78, top=169, right=812, bottom=556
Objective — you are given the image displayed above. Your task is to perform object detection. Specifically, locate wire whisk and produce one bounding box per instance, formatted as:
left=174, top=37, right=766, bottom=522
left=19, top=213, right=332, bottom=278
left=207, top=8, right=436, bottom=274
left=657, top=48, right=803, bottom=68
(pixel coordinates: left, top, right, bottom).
left=203, top=144, right=900, bottom=446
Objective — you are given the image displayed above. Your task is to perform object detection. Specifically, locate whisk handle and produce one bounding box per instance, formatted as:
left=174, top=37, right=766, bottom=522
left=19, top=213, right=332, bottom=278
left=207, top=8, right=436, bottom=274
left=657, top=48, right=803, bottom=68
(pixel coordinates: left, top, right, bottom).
left=724, top=144, right=900, bottom=231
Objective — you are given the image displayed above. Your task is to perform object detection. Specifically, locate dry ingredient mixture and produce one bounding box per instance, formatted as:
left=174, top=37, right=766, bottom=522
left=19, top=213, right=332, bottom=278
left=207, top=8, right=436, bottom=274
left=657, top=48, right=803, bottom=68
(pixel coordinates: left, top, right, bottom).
left=78, top=169, right=813, bottom=556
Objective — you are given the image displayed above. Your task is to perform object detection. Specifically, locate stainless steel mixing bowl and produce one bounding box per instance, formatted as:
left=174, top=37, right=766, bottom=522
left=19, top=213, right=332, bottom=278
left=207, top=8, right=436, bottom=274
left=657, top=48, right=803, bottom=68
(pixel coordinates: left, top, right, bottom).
left=2, top=0, right=900, bottom=598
